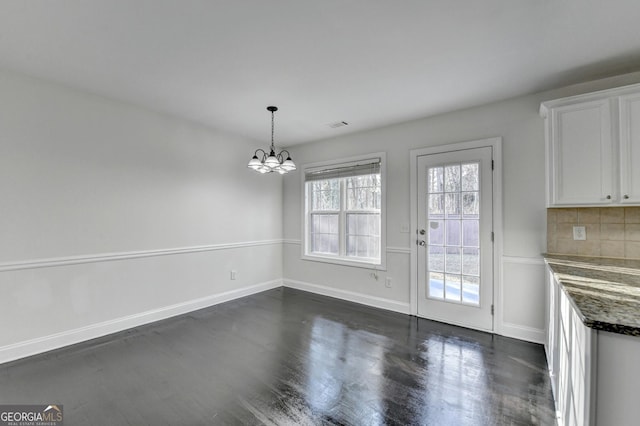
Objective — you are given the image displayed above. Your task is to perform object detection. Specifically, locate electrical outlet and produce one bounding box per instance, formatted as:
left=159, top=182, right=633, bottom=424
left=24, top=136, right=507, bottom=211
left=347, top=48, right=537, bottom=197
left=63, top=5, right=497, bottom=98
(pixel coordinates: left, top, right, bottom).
left=573, top=226, right=586, bottom=241
left=230, top=270, right=237, bottom=280
left=385, top=277, right=393, bottom=288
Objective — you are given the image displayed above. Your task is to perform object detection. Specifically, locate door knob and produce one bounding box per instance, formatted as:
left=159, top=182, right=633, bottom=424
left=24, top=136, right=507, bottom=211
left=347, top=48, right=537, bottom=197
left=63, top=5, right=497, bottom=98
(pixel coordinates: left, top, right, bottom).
left=419, top=229, right=426, bottom=235
left=624, top=195, right=630, bottom=199
left=418, top=240, right=426, bottom=246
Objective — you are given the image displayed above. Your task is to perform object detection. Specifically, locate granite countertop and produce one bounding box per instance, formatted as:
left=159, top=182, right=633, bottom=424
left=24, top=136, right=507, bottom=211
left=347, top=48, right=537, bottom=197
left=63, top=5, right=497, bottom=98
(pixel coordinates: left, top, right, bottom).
left=543, top=254, right=640, bottom=336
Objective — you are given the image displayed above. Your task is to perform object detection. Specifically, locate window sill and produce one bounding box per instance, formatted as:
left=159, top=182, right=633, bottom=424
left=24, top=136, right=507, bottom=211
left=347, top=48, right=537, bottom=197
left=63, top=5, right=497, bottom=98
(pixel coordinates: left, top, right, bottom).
left=301, top=253, right=387, bottom=271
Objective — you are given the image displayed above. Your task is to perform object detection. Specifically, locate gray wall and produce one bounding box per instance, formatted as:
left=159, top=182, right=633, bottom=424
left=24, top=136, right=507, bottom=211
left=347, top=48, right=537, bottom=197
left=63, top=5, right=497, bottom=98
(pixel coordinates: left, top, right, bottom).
left=0, top=69, right=283, bottom=362
left=283, top=72, right=640, bottom=343
left=3, top=66, right=640, bottom=363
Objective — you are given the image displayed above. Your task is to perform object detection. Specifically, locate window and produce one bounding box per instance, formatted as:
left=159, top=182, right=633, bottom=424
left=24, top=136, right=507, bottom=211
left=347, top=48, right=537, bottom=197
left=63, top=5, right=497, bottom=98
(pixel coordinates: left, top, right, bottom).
left=426, top=162, right=481, bottom=305
left=303, top=154, right=385, bottom=268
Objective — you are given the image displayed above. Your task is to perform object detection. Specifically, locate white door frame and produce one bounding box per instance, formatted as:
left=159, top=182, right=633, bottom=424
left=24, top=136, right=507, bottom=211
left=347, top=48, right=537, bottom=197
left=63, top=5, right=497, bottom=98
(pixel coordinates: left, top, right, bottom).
left=410, top=137, right=503, bottom=332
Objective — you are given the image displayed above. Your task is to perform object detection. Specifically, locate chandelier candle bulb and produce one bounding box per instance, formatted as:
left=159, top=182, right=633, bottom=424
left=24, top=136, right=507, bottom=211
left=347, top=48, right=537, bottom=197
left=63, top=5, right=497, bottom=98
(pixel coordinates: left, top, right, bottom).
left=247, top=106, right=296, bottom=174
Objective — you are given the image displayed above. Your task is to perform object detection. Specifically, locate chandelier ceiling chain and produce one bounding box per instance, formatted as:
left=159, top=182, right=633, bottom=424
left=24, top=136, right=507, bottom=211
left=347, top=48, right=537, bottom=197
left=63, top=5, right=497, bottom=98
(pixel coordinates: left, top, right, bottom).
left=270, top=107, right=275, bottom=151
left=247, top=106, right=296, bottom=175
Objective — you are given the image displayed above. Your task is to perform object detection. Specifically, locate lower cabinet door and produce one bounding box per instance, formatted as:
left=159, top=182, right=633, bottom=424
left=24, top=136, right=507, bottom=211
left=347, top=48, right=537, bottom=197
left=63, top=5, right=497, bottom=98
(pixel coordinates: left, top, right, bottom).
left=555, top=287, right=595, bottom=426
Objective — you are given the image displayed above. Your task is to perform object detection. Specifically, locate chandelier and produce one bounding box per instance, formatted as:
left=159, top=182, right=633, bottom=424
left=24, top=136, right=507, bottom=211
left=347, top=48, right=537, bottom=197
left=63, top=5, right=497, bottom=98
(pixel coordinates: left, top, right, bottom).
left=247, top=106, right=296, bottom=174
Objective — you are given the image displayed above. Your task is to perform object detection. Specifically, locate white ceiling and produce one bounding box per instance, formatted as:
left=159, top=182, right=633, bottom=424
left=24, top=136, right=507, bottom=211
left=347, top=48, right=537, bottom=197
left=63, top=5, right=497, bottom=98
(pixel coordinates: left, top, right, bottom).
left=2, top=1, right=640, bottom=146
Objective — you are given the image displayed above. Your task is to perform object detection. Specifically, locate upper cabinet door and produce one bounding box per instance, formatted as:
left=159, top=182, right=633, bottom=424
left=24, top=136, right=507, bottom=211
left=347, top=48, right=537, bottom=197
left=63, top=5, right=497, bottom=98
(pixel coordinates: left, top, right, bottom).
left=548, top=99, right=614, bottom=206
left=619, top=93, right=640, bottom=204
left=542, top=82, right=640, bottom=207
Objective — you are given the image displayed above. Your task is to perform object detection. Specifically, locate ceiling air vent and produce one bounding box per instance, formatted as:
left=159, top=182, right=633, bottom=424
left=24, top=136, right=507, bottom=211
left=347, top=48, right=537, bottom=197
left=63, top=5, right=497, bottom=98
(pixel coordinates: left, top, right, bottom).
left=328, top=121, right=349, bottom=129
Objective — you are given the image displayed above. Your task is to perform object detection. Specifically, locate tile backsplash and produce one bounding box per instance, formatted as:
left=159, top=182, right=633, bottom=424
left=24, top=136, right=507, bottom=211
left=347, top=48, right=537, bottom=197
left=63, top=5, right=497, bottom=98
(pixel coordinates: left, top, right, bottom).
left=547, top=207, right=640, bottom=259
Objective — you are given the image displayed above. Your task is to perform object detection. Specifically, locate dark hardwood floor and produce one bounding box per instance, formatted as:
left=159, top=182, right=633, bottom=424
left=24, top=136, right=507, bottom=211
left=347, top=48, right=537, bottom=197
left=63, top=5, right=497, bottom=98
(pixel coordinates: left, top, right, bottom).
left=0, top=288, right=556, bottom=425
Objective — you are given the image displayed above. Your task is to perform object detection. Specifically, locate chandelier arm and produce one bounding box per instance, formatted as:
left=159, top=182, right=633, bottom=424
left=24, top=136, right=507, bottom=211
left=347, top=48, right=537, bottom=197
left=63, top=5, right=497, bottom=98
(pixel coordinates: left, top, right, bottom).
left=249, top=106, right=295, bottom=175
left=254, top=148, right=268, bottom=160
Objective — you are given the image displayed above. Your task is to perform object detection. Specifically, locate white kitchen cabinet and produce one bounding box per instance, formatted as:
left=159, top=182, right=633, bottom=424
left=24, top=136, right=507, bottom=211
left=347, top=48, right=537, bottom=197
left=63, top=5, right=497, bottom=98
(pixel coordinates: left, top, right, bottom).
left=545, top=268, right=559, bottom=404
left=619, top=92, right=640, bottom=204
left=541, top=82, right=640, bottom=207
left=545, top=263, right=640, bottom=426
left=546, top=266, right=596, bottom=425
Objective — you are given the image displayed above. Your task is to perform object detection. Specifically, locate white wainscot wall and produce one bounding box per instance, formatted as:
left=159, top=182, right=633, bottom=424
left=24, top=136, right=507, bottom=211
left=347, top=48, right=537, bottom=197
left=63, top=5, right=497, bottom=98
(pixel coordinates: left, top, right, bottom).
left=0, top=69, right=284, bottom=364
left=283, top=241, right=411, bottom=315
left=499, top=256, right=546, bottom=343
left=0, top=242, right=282, bottom=364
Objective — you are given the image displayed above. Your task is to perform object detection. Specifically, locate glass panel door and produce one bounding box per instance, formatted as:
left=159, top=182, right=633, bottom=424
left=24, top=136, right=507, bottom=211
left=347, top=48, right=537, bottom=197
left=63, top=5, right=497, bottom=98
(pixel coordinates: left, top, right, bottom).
left=417, top=147, right=493, bottom=331
left=427, top=162, right=480, bottom=305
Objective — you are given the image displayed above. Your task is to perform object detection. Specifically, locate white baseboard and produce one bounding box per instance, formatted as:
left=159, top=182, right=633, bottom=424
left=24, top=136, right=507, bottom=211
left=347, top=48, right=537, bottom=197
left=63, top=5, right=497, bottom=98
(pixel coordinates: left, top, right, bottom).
left=283, top=278, right=411, bottom=315
left=418, top=313, right=493, bottom=334
left=0, top=279, right=282, bottom=365
left=1, top=276, right=544, bottom=365
left=500, top=321, right=546, bottom=344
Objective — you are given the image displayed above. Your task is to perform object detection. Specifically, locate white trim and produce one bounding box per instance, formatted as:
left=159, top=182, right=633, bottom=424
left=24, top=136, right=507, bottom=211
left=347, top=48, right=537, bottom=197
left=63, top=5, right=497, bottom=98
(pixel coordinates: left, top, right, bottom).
left=300, top=151, right=388, bottom=270
left=0, top=239, right=283, bottom=272
left=502, top=255, right=545, bottom=265
left=409, top=137, right=504, bottom=327
left=493, top=140, right=505, bottom=336
left=283, top=278, right=410, bottom=315
left=420, top=314, right=493, bottom=334
left=386, top=246, right=411, bottom=254
left=0, top=279, right=283, bottom=365
left=288, top=240, right=408, bottom=255
left=283, top=239, right=302, bottom=245
left=540, top=81, right=640, bottom=117
left=410, top=148, right=419, bottom=316
left=500, top=322, right=546, bottom=345
left=300, top=254, right=388, bottom=271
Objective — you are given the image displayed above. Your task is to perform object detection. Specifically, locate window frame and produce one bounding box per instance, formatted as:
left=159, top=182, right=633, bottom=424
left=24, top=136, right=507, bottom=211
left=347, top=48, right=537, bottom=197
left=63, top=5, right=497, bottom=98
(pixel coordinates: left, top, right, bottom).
left=301, top=152, right=387, bottom=270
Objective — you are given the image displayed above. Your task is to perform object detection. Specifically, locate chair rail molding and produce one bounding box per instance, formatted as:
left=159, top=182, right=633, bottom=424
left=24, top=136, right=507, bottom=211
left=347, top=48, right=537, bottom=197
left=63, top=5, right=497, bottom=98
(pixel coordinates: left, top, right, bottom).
left=0, top=239, right=284, bottom=272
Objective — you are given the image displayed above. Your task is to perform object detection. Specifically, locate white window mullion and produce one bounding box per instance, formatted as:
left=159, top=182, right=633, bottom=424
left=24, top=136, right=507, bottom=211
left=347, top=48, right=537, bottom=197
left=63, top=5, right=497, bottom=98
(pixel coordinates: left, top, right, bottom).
left=339, top=179, right=346, bottom=257
left=304, top=185, right=313, bottom=253
left=302, top=152, right=386, bottom=269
